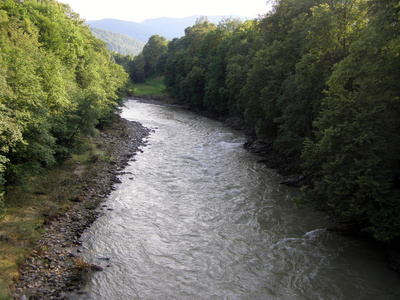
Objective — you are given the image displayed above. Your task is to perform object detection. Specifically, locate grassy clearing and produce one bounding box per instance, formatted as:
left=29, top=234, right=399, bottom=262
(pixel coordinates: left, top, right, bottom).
left=0, top=134, right=111, bottom=298
left=132, top=75, right=167, bottom=96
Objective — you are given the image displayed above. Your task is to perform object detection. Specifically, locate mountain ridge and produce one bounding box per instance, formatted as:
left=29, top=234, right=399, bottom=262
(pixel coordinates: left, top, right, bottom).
left=87, top=15, right=246, bottom=42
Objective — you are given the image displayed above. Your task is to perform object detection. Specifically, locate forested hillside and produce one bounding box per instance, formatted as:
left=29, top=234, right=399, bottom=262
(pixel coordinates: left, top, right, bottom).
left=127, top=0, right=400, bottom=241
left=90, top=27, right=145, bottom=56
left=0, top=0, right=128, bottom=215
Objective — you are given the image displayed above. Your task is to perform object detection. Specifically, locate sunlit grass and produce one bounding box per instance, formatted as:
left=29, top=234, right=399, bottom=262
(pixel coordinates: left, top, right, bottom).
left=0, top=162, right=79, bottom=297
left=132, top=75, right=167, bottom=96
left=0, top=134, right=113, bottom=298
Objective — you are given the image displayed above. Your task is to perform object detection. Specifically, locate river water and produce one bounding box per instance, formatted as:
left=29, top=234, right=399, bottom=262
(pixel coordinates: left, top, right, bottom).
left=74, top=100, right=399, bottom=299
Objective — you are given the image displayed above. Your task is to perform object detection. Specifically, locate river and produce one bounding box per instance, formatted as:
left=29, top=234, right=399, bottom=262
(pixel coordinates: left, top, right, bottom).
left=73, top=100, right=400, bottom=299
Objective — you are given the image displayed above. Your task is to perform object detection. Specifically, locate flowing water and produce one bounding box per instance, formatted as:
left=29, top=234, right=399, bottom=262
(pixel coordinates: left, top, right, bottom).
left=74, top=100, right=400, bottom=299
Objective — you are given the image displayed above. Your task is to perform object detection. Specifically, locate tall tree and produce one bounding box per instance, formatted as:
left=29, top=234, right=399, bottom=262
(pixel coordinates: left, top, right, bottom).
left=274, top=0, right=368, bottom=157
left=0, top=0, right=128, bottom=200
left=142, top=34, right=168, bottom=76
left=300, top=0, right=400, bottom=241
left=203, top=19, right=242, bottom=112
left=164, top=18, right=216, bottom=105
left=239, top=0, right=319, bottom=140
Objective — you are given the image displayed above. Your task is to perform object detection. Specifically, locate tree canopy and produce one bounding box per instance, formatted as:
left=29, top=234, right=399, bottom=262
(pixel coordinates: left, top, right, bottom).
left=0, top=0, right=129, bottom=214
left=144, top=2, right=400, bottom=241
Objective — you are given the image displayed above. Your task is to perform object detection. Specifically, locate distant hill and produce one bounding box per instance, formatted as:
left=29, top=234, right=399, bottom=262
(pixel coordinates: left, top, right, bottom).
left=90, top=27, right=145, bottom=56
left=87, top=15, right=245, bottom=42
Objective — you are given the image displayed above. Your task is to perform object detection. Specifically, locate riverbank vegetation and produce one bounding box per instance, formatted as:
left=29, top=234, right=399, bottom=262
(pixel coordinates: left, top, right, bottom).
left=131, top=75, right=167, bottom=97
left=0, top=0, right=129, bottom=295
left=0, top=137, right=107, bottom=296
left=1, top=0, right=399, bottom=294
left=122, top=0, right=400, bottom=242
left=0, top=0, right=129, bottom=213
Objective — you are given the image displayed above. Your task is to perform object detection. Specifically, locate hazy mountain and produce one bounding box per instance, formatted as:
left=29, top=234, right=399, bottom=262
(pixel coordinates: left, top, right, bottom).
left=87, top=15, right=245, bottom=43
left=90, top=27, right=145, bottom=56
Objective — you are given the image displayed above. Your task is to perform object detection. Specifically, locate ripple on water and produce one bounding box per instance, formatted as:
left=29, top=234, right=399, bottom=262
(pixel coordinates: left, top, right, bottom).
left=73, top=100, right=400, bottom=300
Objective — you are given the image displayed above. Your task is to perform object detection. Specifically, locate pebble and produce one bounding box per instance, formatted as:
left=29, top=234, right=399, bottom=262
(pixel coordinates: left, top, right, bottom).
left=12, top=120, right=150, bottom=299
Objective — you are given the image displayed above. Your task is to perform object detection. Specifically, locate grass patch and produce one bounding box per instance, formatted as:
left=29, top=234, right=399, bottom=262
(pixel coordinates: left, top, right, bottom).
left=0, top=133, right=113, bottom=298
left=132, top=75, right=167, bottom=96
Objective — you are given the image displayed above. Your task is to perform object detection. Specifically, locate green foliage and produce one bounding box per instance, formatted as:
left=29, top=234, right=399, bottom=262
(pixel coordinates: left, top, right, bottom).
left=123, top=35, right=168, bottom=83
left=164, top=45, right=193, bottom=101
left=128, top=53, right=147, bottom=83
left=158, top=0, right=400, bottom=241
left=142, top=35, right=168, bottom=77
left=203, top=26, right=234, bottom=112
left=300, top=0, right=400, bottom=240
left=164, top=17, right=257, bottom=109
left=272, top=0, right=369, bottom=157
left=0, top=0, right=128, bottom=201
left=79, top=0, right=400, bottom=242
left=185, top=66, right=206, bottom=106
left=163, top=17, right=219, bottom=105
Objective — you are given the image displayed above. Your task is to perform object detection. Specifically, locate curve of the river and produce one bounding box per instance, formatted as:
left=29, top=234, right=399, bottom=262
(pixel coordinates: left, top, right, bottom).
left=73, top=100, right=400, bottom=300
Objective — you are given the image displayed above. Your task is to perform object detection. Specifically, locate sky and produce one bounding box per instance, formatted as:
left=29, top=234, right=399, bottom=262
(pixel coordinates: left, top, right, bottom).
left=60, top=0, right=273, bottom=23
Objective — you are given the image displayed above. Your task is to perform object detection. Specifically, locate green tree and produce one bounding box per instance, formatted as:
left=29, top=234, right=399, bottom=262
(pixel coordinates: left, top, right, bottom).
left=0, top=0, right=128, bottom=200
left=0, top=10, right=57, bottom=180
left=273, top=0, right=368, bottom=158
left=300, top=0, right=400, bottom=241
left=238, top=0, right=319, bottom=140
left=164, top=18, right=216, bottom=105
left=142, top=34, right=168, bottom=76
left=202, top=19, right=242, bottom=112
left=164, top=46, right=193, bottom=101
left=225, top=20, right=260, bottom=115
left=184, top=17, right=217, bottom=55
left=184, top=66, right=206, bottom=106
left=128, top=53, right=146, bottom=83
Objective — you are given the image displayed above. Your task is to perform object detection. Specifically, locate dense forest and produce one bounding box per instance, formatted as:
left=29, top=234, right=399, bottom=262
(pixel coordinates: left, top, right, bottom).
left=126, top=0, right=400, bottom=242
left=90, top=27, right=145, bottom=56
left=0, top=0, right=399, bottom=243
left=0, top=0, right=128, bottom=215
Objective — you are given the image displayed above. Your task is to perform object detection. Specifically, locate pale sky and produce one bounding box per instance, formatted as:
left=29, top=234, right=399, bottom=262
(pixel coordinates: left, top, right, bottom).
left=60, top=0, right=272, bottom=23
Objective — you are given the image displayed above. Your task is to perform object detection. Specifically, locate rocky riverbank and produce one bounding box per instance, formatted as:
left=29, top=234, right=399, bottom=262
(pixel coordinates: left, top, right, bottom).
left=12, top=118, right=150, bottom=299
